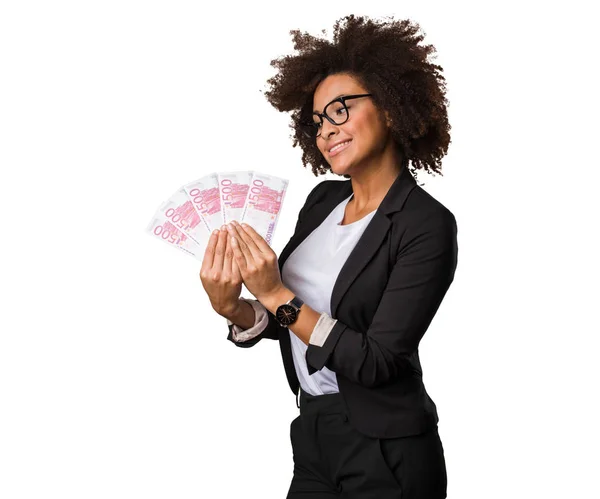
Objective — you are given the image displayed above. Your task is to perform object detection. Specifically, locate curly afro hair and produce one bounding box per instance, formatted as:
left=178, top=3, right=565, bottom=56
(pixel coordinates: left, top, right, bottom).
left=263, top=15, right=451, bottom=180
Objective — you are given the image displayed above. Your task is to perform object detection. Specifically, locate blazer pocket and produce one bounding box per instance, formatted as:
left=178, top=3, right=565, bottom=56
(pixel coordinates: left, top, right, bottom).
left=377, top=437, right=404, bottom=492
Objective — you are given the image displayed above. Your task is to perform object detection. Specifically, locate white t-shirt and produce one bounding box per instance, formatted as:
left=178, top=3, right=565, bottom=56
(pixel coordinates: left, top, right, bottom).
left=282, top=193, right=376, bottom=395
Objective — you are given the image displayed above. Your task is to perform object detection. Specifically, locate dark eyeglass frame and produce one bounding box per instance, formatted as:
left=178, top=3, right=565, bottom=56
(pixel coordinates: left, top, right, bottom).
left=301, top=93, right=373, bottom=138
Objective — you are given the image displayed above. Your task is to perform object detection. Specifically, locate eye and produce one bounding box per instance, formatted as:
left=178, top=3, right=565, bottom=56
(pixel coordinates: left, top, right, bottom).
left=329, top=102, right=346, bottom=115
left=309, top=119, right=322, bottom=129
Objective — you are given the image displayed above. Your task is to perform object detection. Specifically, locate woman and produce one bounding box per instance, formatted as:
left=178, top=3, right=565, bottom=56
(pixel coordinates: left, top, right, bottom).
left=200, top=15, right=457, bottom=499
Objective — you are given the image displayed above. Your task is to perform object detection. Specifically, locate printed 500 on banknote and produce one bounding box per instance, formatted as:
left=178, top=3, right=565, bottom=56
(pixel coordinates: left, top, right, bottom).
left=146, top=171, right=288, bottom=259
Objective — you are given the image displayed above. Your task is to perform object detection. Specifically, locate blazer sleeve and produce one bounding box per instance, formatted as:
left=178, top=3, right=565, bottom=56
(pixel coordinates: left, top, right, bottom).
left=304, top=208, right=458, bottom=387
left=226, top=298, right=270, bottom=342
left=226, top=180, right=329, bottom=348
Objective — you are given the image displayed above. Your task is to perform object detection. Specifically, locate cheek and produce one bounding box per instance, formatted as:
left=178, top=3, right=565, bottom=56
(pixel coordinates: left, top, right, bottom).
left=360, top=118, right=387, bottom=147
left=350, top=123, right=379, bottom=150
left=349, top=112, right=382, bottom=140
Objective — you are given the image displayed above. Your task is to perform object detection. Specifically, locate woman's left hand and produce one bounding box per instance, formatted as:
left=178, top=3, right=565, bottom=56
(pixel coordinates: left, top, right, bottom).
left=226, top=220, right=285, bottom=302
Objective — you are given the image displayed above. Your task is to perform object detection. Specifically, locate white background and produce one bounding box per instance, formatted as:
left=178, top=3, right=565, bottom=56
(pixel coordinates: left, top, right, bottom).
left=1, top=1, right=598, bottom=497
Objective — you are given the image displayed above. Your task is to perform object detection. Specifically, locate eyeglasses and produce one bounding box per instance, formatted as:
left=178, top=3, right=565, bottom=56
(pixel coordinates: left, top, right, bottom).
left=301, top=93, right=373, bottom=139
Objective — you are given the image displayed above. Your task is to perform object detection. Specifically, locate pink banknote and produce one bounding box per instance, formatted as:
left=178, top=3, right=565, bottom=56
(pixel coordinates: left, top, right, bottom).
left=183, top=173, right=221, bottom=233
left=155, top=189, right=211, bottom=248
left=148, top=170, right=289, bottom=261
left=218, top=171, right=253, bottom=225
left=240, top=172, right=288, bottom=246
left=145, top=215, right=203, bottom=261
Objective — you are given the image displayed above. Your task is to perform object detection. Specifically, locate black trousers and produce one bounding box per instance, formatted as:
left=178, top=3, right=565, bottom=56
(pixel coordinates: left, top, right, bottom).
left=287, top=389, right=447, bottom=499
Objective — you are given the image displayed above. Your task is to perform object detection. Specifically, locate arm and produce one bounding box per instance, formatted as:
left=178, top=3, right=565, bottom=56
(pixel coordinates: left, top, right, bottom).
left=225, top=298, right=270, bottom=343
left=225, top=181, right=330, bottom=348
left=260, top=287, right=336, bottom=347
left=296, top=209, right=458, bottom=388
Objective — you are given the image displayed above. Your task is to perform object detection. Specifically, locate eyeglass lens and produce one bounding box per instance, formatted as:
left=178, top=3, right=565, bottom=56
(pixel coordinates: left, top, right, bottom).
left=307, top=100, right=349, bottom=137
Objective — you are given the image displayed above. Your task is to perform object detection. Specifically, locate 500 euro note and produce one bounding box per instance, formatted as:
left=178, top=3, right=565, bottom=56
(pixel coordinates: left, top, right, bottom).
left=155, top=189, right=212, bottom=249
left=218, top=171, right=254, bottom=226
left=240, top=172, right=288, bottom=246
left=183, top=173, right=221, bottom=233
left=145, top=214, right=203, bottom=261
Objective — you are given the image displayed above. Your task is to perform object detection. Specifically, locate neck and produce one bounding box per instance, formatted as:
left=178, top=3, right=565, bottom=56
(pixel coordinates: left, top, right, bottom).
left=348, top=143, right=404, bottom=212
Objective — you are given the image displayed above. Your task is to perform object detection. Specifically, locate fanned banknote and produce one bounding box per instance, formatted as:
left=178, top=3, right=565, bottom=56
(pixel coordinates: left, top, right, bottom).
left=240, top=171, right=288, bottom=245
left=218, top=171, right=254, bottom=226
left=145, top=214, right=204, bottom=261
left=154, top=189, right=212, bottom=248
left=183, top=173, right=221, bottom=233
left=147, top=170, right=289, bottom=260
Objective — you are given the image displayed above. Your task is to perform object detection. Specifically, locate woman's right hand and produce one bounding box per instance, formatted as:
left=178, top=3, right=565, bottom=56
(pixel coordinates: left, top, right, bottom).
left=200, top=226, right=243, bottom=317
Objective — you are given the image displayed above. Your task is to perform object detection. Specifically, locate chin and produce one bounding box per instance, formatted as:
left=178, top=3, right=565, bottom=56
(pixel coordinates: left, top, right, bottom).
left=331, top=161, right=353, bottom=176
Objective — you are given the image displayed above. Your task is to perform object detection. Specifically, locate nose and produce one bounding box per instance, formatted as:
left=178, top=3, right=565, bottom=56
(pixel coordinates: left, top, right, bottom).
left=319, top=118, right=338, bottom=139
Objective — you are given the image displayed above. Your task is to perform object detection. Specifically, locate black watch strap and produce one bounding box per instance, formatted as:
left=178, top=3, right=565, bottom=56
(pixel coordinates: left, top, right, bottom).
left=289, top=295, right=304, bottom=310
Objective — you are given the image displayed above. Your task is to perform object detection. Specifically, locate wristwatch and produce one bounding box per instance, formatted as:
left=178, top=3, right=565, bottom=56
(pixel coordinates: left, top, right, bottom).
left=275, top=295, right=304, bottom=327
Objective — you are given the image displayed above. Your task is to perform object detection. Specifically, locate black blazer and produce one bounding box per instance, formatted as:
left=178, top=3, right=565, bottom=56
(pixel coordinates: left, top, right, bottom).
left=227, top=165, right=458, bottom=438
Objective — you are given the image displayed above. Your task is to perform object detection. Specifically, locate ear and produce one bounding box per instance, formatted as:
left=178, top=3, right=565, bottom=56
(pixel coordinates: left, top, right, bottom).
left=383, top=110, right=393, bottom=127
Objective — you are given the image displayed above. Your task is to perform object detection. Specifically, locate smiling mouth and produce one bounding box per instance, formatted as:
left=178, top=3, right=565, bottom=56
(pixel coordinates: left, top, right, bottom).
left=329, top=140, right=352, bottom=156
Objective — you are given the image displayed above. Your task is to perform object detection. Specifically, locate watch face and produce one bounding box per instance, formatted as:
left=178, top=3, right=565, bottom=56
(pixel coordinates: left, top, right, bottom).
left=276, top=304, right=297, bottom=326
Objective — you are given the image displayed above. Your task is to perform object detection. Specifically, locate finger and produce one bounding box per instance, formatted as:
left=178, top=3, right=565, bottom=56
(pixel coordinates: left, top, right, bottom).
left=223, top=233, right=236, bottom=280
left=239, top=222, right=271, bottom=254
left=225, top=228, right=244, bottom=281
left=231, top=251, right=243, bottom=281
left=212, top=226, right=228, bottom=273
left=226, top=223, right=252, bottom=261
left=228, top=222, right=261, bottom=261
left=201, top=229, right=221, bottom=274
left=229, top=232, right=248, bottom=273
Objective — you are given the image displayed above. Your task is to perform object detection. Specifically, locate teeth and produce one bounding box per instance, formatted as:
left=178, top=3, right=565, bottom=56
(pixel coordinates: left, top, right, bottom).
left=330, top=140, right=351, bottom=152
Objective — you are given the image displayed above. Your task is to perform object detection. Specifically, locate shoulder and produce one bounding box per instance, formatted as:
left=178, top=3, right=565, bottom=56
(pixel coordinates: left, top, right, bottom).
left=307, top=179, right=343, bottom=197
left=399, top=184, right=456, bottom=229
left=303, top=179, right=346, bottom=206
left=390, top=185, right=457, bottom=261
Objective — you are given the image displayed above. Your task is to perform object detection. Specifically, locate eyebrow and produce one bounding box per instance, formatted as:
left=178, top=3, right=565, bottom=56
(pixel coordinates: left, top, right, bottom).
left=313, top=94, right=346, bottom=113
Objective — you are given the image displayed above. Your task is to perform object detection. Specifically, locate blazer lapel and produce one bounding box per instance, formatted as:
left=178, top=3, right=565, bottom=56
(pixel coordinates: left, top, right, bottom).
left=330, top=166, right=417, bottom=317
left=278, top=166, right=417, bottom=317
left=275, top=165, right=417, bottom=393
left=275, top=181, right=352, bottom=396
left=277, top=182, right=353, bottom=270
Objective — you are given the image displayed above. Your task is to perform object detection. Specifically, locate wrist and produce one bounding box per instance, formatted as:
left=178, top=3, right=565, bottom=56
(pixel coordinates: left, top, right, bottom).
left=219, top=299, right=244, bottom=320
left=222, top=299, right=256, bottom=330
left=259, top=287, right=295, bottom=315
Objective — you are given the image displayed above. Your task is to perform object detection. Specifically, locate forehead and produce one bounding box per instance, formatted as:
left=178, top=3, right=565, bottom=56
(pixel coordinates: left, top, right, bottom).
left=313, top=73, right=367, bottom=111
